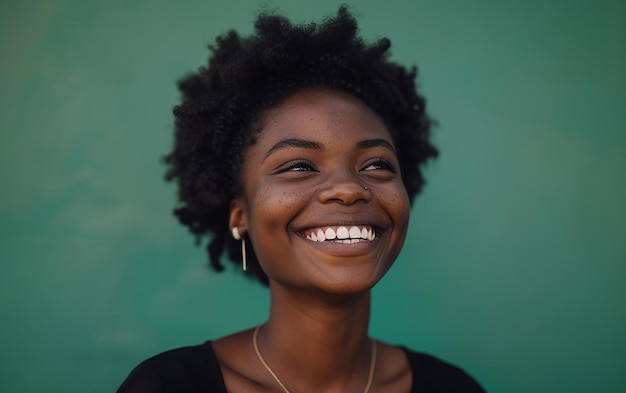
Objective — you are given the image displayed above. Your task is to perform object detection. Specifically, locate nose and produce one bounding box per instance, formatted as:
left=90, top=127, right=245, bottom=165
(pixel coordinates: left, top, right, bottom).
left=316, top=170, right=371, bottom=205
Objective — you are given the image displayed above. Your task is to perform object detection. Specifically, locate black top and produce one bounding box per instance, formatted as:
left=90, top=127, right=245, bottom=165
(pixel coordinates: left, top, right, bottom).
left=117, top=341, right=485, bottom=392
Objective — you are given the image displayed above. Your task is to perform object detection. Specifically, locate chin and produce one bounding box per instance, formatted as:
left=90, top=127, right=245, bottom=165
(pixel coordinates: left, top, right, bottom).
left=307, top=268, right=388, bottom=297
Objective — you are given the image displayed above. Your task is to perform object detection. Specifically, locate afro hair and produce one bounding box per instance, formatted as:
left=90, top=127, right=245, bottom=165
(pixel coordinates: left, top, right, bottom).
left=164, top=6, right=438, bottom=285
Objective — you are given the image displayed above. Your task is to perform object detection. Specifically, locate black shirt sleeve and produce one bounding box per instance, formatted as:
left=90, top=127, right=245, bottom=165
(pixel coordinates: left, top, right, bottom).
left=405, top=349, right=486, bottom=392
left=116, top=360, right=167, bottom=393
left=116, top=343, right=227, bottom=393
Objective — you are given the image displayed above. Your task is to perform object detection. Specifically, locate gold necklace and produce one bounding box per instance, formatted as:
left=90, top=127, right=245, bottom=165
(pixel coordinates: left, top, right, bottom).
left=253, top=325, right=377, bottom=393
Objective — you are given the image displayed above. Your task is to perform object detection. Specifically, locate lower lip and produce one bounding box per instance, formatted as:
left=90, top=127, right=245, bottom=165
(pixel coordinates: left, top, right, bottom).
left=297, top=234, right=380, bottom=257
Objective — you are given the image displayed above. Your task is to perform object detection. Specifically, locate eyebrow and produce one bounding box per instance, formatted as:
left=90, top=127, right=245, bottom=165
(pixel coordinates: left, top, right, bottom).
left=264, top=137, right=396, bottom=159
left=265, top=138, right=323, bottom=158
left=356, top=138, right=396, bottom=153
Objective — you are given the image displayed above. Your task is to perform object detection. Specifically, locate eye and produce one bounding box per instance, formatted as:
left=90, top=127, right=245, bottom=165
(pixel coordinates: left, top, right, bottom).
left=279, top=159, right=317, bottom=173
left=362, top=158, right=396, bottom=173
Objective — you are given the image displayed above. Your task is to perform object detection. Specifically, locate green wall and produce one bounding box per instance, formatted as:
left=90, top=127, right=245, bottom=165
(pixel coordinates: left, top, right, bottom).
left=1, top=0, right=624, bottom=392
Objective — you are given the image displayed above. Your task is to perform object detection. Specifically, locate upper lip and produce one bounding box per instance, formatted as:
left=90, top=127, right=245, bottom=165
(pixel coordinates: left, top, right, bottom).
left=301, top=224, right=377, bottom=234
left=292, top=213, right=387, bottom=236
left=294, top=214, right=384, bottom=232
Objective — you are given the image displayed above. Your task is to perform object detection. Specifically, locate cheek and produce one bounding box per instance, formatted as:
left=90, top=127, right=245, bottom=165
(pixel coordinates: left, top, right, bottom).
left=249, top=187, right=281, bottom=239
left=383, top=184, right=411, bottom=228
left=385, top=187, right=411, bottom=264
left=252, top=186, right=305, bottom=223
left=247, top=185, right=309, bottom=257
left=398, top=198, right=411, bottom=243
left=399, top=192, right=411, bottom=227
left=381, top=185, right=411, bottom=264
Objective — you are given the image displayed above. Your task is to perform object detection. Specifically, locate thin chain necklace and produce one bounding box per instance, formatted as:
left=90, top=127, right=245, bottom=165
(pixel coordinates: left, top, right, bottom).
left=253, top=325, right=377, bottom=393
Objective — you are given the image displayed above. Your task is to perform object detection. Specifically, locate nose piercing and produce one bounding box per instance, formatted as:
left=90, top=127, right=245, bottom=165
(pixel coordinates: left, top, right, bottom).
left=363, top=186, right=368, bottom=190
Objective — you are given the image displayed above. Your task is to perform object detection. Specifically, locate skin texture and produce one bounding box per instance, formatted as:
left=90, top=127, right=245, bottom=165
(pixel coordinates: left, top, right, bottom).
left=213, top=89, right=413, bottom=392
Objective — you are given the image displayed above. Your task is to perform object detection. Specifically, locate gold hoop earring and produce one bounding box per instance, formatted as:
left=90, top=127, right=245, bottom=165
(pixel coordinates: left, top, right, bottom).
left=231, top=228, right=246, bottom=271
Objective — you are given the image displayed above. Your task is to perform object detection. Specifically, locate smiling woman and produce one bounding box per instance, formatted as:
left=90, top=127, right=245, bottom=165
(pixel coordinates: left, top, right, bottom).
left=117, top=6, right=484, bottom=393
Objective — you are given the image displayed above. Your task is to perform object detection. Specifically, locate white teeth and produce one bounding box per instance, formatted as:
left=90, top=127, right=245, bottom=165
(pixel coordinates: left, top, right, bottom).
left=306, top=226, right=377, bottom=242
left=349, top=226, right=361, bottom=238
left=336, top=227, right=349, bottom=239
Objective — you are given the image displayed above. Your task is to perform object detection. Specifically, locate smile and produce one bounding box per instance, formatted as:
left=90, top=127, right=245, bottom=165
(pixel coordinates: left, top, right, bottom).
left=303, top=226, right=376, bottom=243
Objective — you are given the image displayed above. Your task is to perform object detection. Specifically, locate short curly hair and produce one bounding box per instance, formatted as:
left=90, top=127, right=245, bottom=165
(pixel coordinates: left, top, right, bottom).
left=164, top=6, right=438, bottom=285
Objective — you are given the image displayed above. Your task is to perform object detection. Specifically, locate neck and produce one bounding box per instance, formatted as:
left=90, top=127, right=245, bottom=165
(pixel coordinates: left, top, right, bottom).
left=257, top=283, right=373, bottom=392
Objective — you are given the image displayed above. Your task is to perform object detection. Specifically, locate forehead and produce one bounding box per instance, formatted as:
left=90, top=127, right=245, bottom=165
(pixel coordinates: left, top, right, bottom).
left=256, top=89, right=393, bottom=146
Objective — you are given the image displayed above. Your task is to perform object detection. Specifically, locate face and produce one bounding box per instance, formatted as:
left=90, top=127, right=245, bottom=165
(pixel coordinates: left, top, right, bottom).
left=230, top=89, right=410, bottom=295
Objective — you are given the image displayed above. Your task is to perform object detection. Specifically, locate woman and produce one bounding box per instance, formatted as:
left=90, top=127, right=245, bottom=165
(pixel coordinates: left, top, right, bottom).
left=118, top=7, right=484, bottom=392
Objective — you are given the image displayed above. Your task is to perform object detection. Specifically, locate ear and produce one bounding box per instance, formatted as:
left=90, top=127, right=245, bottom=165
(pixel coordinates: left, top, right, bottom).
left=229, top=197, right=248, bottom=237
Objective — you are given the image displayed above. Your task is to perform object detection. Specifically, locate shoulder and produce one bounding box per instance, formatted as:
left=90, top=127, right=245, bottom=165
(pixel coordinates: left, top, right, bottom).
left=402, top=348, right=486, bottom=393
left=116, top=342, right=227, bottom=393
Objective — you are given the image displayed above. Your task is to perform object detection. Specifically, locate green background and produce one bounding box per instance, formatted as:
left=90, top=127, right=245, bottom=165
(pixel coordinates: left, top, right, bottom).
left=1, top=0, right=625, bottom=392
